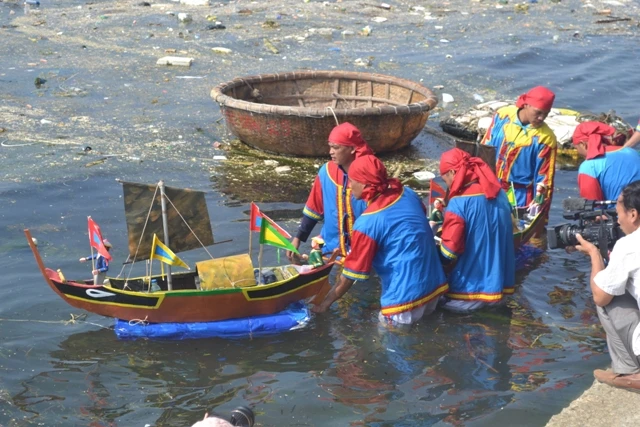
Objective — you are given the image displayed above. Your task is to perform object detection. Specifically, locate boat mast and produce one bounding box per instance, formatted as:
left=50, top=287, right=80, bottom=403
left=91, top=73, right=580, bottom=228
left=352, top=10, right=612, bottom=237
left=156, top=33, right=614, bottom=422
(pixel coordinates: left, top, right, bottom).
left=159, top=180, right=173, bottom=290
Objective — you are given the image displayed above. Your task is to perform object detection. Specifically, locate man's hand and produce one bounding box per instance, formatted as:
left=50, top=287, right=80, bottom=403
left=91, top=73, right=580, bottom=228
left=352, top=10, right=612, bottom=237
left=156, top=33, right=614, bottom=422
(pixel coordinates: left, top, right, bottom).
left=286, top=237, right=302, bottom=264
left=574, top=233, right=598, bottom=256
left=310, top=302, right=330, bottom=314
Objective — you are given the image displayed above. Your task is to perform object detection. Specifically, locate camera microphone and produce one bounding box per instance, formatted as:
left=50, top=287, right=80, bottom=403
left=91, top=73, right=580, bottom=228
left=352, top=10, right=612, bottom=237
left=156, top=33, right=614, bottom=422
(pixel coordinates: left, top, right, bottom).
left=562, top=197, right=616, bottom=212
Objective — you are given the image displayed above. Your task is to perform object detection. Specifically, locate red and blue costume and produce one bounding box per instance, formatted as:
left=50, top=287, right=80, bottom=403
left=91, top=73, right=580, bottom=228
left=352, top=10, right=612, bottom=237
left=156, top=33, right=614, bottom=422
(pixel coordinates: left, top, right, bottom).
left=297, top=123, right=373, bottom=256
left=573, top=122, right=640, bottom=201
left=439, top=149, right=515, bottom=308
left=342, top=157, right=448, bottom=318
left=480, top=87, right=557, bottom=207
left=302, top=162, right=367, bottom=256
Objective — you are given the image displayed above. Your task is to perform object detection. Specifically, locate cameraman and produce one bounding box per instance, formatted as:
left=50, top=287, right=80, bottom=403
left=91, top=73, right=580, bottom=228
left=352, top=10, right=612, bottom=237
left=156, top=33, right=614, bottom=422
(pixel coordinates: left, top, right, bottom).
left=575, top=180, right=640, bottom=391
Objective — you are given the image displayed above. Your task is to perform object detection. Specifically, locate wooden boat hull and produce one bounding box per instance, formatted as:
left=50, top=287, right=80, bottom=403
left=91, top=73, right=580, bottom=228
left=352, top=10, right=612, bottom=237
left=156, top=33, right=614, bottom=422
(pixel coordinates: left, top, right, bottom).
left=211, top=71, right=438, bottom=157
left=514, top=201, right=550, bottom=247
left=25, top=230, right=332, bottom=324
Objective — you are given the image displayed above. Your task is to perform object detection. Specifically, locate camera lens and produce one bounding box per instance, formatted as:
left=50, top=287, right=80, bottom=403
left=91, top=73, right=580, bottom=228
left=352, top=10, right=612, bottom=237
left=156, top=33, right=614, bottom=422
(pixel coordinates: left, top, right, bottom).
left=558, top=224, right=579, bottom=247
left=229, top=406, right=255, bottom=427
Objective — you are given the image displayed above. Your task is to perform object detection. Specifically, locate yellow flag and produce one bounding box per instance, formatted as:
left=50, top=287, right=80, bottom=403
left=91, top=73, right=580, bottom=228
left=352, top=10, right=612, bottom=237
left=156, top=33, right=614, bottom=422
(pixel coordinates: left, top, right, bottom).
left=150, top=234, right=189, bottom=269
left=506, top=183, right=517, bottom=208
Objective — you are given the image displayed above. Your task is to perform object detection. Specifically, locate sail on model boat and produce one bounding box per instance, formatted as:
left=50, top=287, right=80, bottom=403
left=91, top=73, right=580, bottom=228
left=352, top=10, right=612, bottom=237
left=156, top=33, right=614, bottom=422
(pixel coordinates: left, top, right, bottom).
left=25, top=181, right=333, bottom=323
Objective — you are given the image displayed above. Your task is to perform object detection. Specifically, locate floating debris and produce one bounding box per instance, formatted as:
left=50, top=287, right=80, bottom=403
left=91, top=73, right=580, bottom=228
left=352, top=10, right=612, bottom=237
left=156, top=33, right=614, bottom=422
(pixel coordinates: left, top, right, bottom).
left=211, top=47, right=232, bottom=54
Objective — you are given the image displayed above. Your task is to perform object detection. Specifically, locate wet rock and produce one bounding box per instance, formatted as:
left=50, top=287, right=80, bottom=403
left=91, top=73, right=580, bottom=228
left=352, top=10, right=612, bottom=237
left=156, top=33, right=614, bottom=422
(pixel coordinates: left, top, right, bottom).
left=34, top=77, right=46, bottom=88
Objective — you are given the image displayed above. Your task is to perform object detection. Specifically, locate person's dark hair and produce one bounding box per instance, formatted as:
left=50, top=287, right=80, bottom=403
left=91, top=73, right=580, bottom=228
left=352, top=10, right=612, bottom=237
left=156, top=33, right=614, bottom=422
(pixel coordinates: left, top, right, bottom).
left=621, top=180, right=640, bottom=212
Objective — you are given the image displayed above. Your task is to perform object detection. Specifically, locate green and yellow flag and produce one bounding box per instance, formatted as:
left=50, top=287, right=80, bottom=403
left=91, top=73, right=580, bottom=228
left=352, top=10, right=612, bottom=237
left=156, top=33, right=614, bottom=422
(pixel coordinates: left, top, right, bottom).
left=259, top=219, right=299, bottom=254
left=505, top=183, right=517, bottom=209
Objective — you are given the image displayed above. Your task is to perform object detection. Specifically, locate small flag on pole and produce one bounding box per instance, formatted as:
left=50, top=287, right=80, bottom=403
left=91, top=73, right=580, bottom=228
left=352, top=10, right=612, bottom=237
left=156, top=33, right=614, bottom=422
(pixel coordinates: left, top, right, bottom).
left=87, top=216, right=112, bottom=261
left=506, top=183, right=517, bottom=209
left=429, top=180, right=447, bottom=206
left=250, top=202, right=292, bottom=238
left=150, top=234, right=189, bottom=269
left=260, top=220, right=299, bottom=254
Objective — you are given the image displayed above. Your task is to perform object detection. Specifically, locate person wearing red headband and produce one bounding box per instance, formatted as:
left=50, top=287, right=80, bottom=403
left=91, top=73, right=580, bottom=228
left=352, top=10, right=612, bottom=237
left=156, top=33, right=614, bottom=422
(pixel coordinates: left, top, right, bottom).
left=573, top=121, right=640, bottom=201
left=287, top=123, right=374, bottom=261
left=437, top=148, right=515, bottom=312
left=480, top=86, right=558, bottom=208
left=311, top=155, right=448, bottom=326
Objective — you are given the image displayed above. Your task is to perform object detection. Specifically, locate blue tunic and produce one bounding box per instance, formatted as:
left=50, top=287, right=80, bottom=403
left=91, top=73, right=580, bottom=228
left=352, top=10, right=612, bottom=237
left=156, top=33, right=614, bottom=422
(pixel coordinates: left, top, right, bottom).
left=440, top=184, right=515, bottom=302
left=342, top=187, right=448, bottom=316
left=578, top=147, right=640, bottom=201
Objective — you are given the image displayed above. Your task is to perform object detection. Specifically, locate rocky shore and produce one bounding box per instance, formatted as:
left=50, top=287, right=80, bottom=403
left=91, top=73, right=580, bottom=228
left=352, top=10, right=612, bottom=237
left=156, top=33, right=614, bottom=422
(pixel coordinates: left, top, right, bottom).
left=547, top=379, right=640, bottom=426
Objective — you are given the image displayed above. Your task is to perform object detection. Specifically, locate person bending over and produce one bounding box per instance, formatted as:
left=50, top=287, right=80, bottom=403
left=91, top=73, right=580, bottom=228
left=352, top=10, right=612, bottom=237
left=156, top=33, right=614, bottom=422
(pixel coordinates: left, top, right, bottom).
left=438, top=148, right=515, bottom=313
left=572, top=121, right=640, bottom=201
left=311, top=155, right=448, bottom=327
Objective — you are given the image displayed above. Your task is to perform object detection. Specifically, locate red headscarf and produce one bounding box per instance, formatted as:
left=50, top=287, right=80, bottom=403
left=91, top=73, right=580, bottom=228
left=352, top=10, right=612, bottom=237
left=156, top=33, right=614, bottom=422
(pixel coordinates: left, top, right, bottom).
left=515, top=86, right=555, bottom=111
left=348, top=155, right=402, bottom=202
left=439, top=148, right=502, bottom=199
left=328, top=122, right=374, bottom=157
left=572, top=121, right=615, bottom=160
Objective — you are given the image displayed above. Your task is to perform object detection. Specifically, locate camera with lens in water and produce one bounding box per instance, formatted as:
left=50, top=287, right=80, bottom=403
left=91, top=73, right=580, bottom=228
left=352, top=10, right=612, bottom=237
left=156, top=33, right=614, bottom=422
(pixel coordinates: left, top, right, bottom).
left=547, top=198, right=624, bottom=259
left=193, top=406, right=255, bottom=427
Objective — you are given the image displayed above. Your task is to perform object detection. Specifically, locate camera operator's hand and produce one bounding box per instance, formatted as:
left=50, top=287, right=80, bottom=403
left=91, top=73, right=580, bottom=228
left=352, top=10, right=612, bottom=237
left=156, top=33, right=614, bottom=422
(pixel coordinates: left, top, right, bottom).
left=594, top=214, right=609, bottom=223
left=574, top=233, right=599, bottom=257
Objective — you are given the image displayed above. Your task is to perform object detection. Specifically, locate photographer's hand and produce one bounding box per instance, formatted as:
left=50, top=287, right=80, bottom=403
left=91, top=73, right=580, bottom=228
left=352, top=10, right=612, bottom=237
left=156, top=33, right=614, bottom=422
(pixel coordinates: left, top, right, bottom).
left=574, top=234, right=598, bottom=257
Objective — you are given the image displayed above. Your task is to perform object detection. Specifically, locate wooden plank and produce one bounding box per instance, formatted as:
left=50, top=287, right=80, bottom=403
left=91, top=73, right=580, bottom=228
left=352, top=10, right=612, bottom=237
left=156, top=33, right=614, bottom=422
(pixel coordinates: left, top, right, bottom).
left=405, top=89, right=414, bottom=105
left=351, top=80, right=357, bottom=108
left=265, top=94, right=407, bottom=106
left=331, top=79, right=340, bottom=108
left=368, top=81, right=373, bottom=107
left=292, top=80, right=305, bottom=108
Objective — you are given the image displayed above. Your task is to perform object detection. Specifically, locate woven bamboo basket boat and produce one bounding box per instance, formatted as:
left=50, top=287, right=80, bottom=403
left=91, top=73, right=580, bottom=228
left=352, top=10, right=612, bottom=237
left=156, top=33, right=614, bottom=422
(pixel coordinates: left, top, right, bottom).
left=211, top=71, right=438, bottom=157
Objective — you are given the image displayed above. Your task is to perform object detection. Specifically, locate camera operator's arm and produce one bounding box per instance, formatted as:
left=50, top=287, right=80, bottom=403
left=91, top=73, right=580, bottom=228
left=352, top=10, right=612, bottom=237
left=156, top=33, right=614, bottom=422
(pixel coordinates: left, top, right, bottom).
left=575, top=234, right=613, bottom=307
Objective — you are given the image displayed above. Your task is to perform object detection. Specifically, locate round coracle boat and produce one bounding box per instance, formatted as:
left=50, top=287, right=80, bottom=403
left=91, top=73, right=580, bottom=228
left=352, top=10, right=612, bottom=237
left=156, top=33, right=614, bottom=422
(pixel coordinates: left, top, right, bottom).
left=211, top=70, right=438, bottom=157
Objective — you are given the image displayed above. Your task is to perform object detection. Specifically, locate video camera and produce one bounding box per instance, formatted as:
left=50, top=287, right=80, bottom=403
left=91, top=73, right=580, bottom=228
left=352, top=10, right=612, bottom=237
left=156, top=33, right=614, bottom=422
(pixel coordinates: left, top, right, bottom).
left=547, top=198, right=624, bottom=259
left=194, top=406, right=255, bottom=427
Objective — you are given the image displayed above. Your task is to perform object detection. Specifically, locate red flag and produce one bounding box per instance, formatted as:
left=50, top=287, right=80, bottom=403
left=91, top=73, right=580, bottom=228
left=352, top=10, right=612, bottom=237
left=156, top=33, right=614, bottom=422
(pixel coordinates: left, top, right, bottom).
left=249, top=202, right=262, bottom=232
left=429, top=179, right=447, bottom=206
left=249, top=202, right=292, bottom=238
left=87, top=216, right=112, bottom=261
